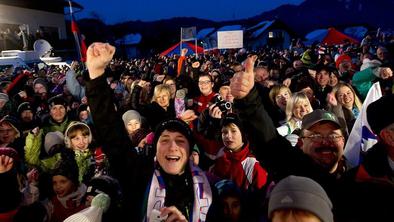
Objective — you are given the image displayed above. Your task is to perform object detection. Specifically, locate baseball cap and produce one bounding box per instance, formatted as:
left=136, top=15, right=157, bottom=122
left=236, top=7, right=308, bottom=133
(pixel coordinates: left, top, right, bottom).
left=302, top=109, right=341, bottom=130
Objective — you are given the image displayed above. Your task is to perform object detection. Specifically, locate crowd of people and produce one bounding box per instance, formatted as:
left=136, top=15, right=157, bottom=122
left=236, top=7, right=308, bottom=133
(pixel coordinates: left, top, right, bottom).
left=0, top=31, right=393, bottom=222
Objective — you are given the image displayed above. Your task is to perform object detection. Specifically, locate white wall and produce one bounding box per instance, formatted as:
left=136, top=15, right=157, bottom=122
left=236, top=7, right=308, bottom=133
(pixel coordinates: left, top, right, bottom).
left=0, top=4, right=66, bottom=39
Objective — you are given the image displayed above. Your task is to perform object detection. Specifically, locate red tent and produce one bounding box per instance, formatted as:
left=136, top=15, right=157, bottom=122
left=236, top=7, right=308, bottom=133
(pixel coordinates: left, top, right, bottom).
left=321, top=28, right=359, bottom=46
left=160, top=42, right=204, bottom=56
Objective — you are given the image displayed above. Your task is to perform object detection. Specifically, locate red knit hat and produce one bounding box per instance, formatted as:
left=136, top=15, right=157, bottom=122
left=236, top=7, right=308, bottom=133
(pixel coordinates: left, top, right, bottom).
left=335, top=54, right=352, bottom=69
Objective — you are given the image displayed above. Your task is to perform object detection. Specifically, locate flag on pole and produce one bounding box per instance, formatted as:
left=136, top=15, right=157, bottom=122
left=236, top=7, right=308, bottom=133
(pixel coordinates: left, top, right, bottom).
left=344, top=82, right=382, bottom=167
left=69, top=1, right=87, bottom=62
left=181, top=27, right=196, bottom=41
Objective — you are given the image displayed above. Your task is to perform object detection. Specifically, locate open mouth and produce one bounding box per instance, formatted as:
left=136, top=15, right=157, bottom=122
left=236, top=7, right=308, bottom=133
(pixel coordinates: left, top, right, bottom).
left=316, top=147, right=337, bottom=155
left=165, top=155, right=180, bottom=162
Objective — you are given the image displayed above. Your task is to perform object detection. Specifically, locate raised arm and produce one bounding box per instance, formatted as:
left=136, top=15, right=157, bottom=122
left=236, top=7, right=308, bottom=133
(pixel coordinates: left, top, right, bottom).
left=230, top=55, right=277, bottom=146
left=85, top=43, right=132, bottom=163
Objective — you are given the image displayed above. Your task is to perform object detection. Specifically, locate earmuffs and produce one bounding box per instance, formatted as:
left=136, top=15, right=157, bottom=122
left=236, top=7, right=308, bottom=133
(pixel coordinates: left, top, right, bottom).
left=64, top=121, right=92, bottom=149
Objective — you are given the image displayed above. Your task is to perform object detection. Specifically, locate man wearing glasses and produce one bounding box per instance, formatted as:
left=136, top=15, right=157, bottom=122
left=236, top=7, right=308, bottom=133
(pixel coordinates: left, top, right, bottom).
left=230, top=55, right=348, bottom=204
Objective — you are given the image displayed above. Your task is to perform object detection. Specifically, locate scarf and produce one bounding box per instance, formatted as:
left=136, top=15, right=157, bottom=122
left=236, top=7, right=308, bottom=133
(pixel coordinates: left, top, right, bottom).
left=146, top=161, right=212, bottom=222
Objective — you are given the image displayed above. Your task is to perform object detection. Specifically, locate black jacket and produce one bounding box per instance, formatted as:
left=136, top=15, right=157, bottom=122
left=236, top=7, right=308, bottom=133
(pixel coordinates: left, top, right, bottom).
left=234, top=87, right=344, bottom=201
left=86, top=75, right=199, bottom=221
left=129, top=85, right=176, bottom=130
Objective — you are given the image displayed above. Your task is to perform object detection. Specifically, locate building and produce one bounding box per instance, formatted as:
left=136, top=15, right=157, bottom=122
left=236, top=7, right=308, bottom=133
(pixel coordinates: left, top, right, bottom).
left=0, top=0, right=82, bottom=50
left=247, top=20, right=296, bottom=50
left=115, top=33, right=142, bottom=59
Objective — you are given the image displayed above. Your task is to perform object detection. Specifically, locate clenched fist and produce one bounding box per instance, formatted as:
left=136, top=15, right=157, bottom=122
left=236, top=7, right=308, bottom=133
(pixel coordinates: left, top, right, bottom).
left=86, top=42, right=116, bottom=79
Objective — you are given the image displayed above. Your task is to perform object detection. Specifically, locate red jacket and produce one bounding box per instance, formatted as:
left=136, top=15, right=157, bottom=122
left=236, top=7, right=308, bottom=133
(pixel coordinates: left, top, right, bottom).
left=210, top=143, right=268, bottom=191
left=193, top=92, right=216, bottom=115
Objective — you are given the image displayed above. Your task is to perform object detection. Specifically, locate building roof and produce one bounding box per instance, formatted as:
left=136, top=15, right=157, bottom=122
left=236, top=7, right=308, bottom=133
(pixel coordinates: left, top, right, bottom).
left=216, top=25, right=243, bottom=32
left=115, top=33, right=142, bottom=45
left=0, top=0, right=83, bottom=14
left=197, top=28, right=215, bottom=40
left=249, top=20, right=274, bottom=38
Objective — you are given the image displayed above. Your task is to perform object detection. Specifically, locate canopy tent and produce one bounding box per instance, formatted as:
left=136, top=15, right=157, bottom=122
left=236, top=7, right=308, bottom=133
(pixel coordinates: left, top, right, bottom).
left=344, top=26, right=368, bottom=41
left=321, top=28, right=359, bottom=46
left=304, top=29, right=328, bottom=46
left=160, top=42, right=204, bottom=56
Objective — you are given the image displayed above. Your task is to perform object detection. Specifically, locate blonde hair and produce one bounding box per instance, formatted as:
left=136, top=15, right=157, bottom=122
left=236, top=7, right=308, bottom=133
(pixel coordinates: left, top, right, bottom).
left=332, top=83, right=362, bottom=111
left=269, top=85, right=292, bottom=106
left=285, top=92, right=312, bottom=130
left=152, top=84, right=171, bottom=103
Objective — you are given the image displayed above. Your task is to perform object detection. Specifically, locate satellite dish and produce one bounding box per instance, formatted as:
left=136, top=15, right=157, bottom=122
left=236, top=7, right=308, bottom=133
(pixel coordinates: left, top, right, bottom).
left=33, top=39, right=53, bottom=57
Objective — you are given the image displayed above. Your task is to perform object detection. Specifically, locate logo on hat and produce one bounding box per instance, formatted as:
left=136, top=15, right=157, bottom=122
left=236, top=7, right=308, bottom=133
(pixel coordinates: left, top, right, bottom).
left=280, top=195, right=294, bottom=204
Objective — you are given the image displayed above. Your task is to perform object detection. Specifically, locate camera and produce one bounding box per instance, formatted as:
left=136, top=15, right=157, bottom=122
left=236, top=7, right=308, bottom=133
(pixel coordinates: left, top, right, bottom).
left=212, top=94, right=232, bottom=113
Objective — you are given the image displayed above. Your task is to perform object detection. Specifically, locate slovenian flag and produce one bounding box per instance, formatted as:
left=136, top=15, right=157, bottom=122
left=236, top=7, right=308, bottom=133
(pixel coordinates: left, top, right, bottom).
left=344, top=82, right=382, bottom=167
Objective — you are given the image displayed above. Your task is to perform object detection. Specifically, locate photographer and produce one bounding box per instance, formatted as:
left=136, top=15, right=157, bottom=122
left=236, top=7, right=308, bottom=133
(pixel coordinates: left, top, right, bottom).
left=196, top=89, right=233, bottom=169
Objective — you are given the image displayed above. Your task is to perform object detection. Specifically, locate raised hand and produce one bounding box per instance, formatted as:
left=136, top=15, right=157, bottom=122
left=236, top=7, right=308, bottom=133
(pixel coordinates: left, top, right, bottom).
left=230, top=55, right=257, bottom=99
left=179, top=109, right=197, bottom=123
left=0, top=155, right=14, bottom=174
left=380, top=67, right=393, bottom=79
left=86, top=42, right=116, bottom=79
left=326, top=92, right=338, bottom=106
left=283, top=78, right=292, bottom=87
left=181, top=48, right=188, bottom=57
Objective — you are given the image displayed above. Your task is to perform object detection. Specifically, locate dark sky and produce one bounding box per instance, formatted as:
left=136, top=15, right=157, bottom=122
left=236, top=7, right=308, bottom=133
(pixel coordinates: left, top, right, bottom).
left=75, top=0, right=304, bottom=24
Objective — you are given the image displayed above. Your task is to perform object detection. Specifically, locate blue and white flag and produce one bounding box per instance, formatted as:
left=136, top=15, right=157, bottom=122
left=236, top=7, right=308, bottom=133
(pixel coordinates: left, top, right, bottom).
left=344, top=82, right=382, bottom=167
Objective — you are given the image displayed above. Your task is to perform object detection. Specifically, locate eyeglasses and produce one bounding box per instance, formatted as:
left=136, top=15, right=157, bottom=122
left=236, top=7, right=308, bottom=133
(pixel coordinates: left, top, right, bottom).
left=302, top=133, right=343, bottom=143
left=198, top=80, right=211, bottom=85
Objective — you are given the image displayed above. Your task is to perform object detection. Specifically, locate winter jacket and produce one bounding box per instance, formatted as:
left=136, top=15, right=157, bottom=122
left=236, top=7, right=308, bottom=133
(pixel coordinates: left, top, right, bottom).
left=210, top=143, right=268, bottom=191
left=42, top=117, right=71, bottom=135
left=336, top=142, right=394, bottom=222
left=352, top=67, right=379, bottom=100
left=86, top=75, right=213, bottom=221
left=0, top=170, right=21, bottom=221
left=130, top=85, right=176, bottom=129
left=24, top=131, right=61, bottom=172
left=193, top=92, right=216, bottom=115
left=66, top=69, right=85, bottom=101
left=45, top=184, right=86, bottom=222
left=234, top=86, right=346, bottom=200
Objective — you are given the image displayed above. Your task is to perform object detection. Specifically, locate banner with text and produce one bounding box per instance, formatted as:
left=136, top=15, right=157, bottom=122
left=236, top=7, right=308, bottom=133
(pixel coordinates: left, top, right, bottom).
left=181, top=27, right=197, bottom=41
left=217, top=30, right=243, bottom=49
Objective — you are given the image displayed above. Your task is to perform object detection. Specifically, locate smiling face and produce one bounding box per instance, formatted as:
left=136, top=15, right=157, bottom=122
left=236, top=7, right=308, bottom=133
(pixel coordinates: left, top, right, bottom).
left=293, top=100, right=312, bottom=120
left=316, top=69, right=330, bottom=87
left=336, top=85, right=354, bottom=109
left=275, top=88, right=291, bottom=111
left=301, top=122, right=345, bottom=173
left=50, top=105, right=66, bottom=123
left=52, top=175, right=75, bottom=198
left=156, top=91, right=170, bottom=109
left=156, top=130, right=190, bottom=175
left=198, top=75, right=214, bottom=96
left=70, top=130, right=90, bottom=151
left=0, top=122, right=17, bottom=144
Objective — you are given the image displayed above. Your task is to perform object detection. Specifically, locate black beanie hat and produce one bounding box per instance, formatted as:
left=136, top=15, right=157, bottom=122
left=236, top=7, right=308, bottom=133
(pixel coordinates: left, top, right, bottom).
left=52, top=151, right=79, bottom=186
left=367, top=94, right=394, bottom=134
left=220, top=113, right=246, bottom=143
left=154, top=118, right=195, bottom=150
left=48, top=95, right=67, bottom=109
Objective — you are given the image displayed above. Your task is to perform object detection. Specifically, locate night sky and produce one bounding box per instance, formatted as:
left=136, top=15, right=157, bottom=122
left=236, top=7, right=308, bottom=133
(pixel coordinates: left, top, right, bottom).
left=75, top=0, right=304, bottom=24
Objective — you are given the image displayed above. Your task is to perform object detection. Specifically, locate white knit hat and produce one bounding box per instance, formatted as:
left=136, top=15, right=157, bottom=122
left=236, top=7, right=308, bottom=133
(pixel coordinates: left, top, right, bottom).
left=64, top=193, right=111, bottom=222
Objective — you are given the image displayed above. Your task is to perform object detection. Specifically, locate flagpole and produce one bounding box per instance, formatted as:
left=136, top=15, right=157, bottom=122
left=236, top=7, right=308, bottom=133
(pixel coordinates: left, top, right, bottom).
left=195, top=38, right=198, bottom=59
left=180, top=27, right=183, bottom=55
